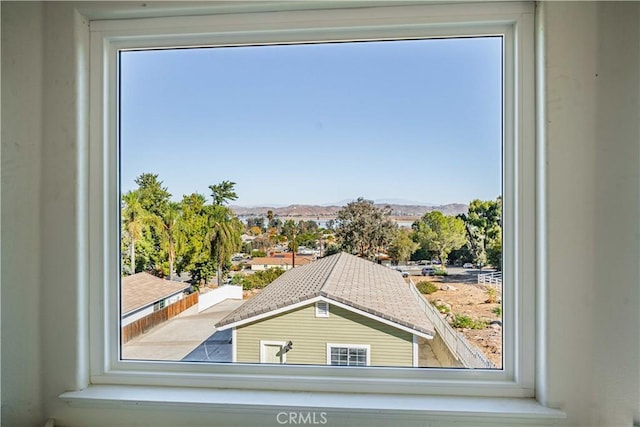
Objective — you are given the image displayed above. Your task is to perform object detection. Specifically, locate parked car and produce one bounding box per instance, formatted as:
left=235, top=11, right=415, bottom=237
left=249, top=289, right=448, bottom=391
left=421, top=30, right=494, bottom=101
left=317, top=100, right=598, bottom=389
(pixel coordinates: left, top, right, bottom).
left=463, top=262, right=474, bottom=269
left=421, top=267, right=435, bottom=276
left=395, top=268, right=409, bottom=278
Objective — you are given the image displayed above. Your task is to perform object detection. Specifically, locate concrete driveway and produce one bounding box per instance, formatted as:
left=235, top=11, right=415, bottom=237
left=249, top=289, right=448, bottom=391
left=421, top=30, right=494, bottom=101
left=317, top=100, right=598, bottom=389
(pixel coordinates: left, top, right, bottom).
left=181, top=329, right=233, bottom=362
left=122, top=298, right=245, bottom=361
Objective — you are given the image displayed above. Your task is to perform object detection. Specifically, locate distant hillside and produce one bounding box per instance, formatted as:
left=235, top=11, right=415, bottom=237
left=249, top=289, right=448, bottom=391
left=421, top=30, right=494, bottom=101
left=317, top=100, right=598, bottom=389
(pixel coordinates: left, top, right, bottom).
left=230, top=203, right=468, bottom=218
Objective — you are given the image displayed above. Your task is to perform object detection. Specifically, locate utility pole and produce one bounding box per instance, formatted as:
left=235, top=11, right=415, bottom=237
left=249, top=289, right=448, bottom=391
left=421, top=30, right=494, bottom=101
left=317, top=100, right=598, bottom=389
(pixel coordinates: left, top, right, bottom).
left=292, top=228, right=296, bottom=268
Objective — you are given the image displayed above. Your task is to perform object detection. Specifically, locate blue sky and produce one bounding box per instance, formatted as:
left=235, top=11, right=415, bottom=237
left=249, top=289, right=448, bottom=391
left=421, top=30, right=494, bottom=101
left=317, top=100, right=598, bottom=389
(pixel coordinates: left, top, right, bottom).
left=120, top=37, right=502, bottom=206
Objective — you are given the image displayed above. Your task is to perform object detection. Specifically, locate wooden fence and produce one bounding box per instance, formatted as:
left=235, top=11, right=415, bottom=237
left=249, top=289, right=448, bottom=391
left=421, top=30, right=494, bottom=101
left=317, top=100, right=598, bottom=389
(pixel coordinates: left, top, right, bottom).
left=121, top=292, right=199, bottom=344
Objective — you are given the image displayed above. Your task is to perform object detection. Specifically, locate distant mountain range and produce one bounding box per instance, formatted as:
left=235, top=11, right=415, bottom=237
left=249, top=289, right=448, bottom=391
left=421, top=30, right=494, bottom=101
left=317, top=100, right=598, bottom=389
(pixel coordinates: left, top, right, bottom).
left=230, top=202, right=468, bottom=218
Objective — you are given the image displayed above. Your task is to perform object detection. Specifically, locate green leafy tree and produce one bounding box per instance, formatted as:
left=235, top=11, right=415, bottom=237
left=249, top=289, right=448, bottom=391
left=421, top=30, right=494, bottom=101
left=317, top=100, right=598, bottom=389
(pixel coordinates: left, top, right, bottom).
left=412, top=211, right=466, bottom=268
left=132, top=173, right=171, bottom=274
left=251, top=249, right=267, bottom=258
left=387, top=229, right=419, bottom=264
left=134, top=173, right=171, bottom=216
left=324, top=243, right=341, bottom=256
left=281, top=219, right=298, bottom=242
left=246, top=216, right=266, bottom=232
left=486, top=227, right=502, bottom=270
left=298, top=220, right=319, bottom=234
left=281, top=219, right=318, bottom=252
left=189, top=260, right=216, bottom=291
left=235, top=267, right=285, bottom=290
left=460, top=197, right=502, bottom=269
left=335, top=198, right=397, bottom=260
left=297, top=232, right=319, bottom=249
left=174, top=193, right=210, bottom=285
left=241, top=241, right=254, bottom=255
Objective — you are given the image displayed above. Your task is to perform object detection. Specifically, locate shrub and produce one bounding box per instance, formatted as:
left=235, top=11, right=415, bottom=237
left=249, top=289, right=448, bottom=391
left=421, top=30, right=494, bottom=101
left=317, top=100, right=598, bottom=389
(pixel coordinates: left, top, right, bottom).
left=451, top=314, right=488, bottom=329
left=434, top=302, right=450, bottom=313
left=416, top=281, right=439, bottom=295
left=230, top=274, right=244, bottom=285
left=485, top=286, right=498, bottom=303
left=433, top=269, right=449, bottom=276
left=241, top=267, right=285, bottom=290
left=492, top=306, right=502, bottom=317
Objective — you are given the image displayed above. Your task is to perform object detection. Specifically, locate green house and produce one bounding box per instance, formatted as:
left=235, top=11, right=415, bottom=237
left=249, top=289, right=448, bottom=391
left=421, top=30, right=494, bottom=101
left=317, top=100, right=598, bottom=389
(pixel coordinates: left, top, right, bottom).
left=217, top=252, right=457, bottom=367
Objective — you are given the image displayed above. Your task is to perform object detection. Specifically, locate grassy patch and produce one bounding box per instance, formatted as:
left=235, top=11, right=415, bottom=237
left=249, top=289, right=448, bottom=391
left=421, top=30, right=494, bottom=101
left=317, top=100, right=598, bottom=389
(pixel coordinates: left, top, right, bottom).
left=416, top=281, right=439, bottom=295
left=434, top=302, right=451, bottom=313
left=451, top=314, right=488, bottom=329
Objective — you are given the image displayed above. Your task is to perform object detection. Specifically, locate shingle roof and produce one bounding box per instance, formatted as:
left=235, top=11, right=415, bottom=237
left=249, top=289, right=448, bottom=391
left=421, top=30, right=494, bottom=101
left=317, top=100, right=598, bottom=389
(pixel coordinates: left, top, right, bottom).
left=121, top=272, right=190, bottom=315
left=216, top=252, right=434, bottom=337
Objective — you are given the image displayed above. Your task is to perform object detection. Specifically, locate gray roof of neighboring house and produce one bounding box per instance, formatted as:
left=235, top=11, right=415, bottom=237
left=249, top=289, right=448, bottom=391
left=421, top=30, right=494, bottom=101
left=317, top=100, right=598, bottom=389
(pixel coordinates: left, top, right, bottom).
left=121, top=272, right=190, bottom=315
left=216, top=252, right=434, bottom=337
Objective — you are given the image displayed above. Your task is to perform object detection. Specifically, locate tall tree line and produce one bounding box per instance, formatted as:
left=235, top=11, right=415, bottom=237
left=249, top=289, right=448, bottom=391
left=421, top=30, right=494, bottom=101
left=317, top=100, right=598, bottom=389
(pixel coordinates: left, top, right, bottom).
left=121, top=173, right=242, bottom=288
left=331, top=197, right=502, bottom=270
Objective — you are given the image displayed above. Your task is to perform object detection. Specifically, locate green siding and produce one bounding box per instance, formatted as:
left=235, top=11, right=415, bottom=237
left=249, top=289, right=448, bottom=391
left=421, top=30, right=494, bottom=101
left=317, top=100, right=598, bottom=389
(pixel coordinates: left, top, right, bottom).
left=236, top=303, right=414, bottom=366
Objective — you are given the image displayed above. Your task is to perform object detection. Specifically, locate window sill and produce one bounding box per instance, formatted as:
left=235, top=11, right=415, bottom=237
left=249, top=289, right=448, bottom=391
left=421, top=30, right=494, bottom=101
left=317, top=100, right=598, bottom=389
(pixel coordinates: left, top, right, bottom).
left=60, top=385, right=565, bottom=425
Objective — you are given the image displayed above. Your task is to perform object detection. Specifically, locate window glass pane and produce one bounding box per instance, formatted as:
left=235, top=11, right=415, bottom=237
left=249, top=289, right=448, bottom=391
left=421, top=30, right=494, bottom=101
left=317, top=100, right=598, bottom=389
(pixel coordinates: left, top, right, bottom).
left=119, top=37, right=503, bottom=369
left=330, top=347, right=366, bottom=366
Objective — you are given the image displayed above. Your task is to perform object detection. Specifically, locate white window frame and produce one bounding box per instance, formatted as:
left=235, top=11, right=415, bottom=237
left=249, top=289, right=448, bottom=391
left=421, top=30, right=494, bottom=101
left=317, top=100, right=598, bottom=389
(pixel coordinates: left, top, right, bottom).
left=327, top=344, right=371, bottom=367
left=315, top=301, right=330, bottom=318
left=87, top=1, right=536, bottom=399
left=260, top=340, right=288, bottom=364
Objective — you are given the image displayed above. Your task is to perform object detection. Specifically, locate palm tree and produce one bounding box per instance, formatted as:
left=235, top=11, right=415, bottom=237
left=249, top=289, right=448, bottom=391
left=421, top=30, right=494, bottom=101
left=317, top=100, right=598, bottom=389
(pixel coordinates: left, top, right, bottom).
left=155, top=202, right=182, bottom=280
left=205, top=205, right=242, bottom=287
left=121, top=190, right=146, bottom=275
left=208, top=180, right=238, bottom=206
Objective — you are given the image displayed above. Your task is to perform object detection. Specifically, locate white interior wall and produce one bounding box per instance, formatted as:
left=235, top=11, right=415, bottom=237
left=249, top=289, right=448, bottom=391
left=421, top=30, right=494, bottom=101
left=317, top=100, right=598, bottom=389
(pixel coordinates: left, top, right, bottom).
left=1, top=1, right=639, bottom=426
left=1, top=2, right=44, bottom=425
left=591, top=4, right=639, bottom=424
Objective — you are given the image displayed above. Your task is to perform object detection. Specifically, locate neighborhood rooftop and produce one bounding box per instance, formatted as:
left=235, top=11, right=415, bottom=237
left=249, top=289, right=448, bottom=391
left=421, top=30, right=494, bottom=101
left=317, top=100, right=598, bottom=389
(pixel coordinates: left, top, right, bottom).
left=217, top=252, right=435, bottom=337
left=121, top=272, right=190, bottom=315
left=248, top=256, right=314, bottom=266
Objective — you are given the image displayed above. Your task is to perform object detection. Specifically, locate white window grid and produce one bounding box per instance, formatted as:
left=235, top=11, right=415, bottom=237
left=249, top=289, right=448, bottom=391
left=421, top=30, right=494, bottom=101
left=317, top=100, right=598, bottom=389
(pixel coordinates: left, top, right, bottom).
left=330, top=346, right=368, bottom=367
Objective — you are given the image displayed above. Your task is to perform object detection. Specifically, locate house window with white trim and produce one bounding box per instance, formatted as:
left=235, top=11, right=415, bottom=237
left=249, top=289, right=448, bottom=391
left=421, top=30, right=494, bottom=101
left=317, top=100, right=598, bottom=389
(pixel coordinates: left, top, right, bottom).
left=328, top=344, right=370, bottom=367
left=152, top=300, right=165, bottom=312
